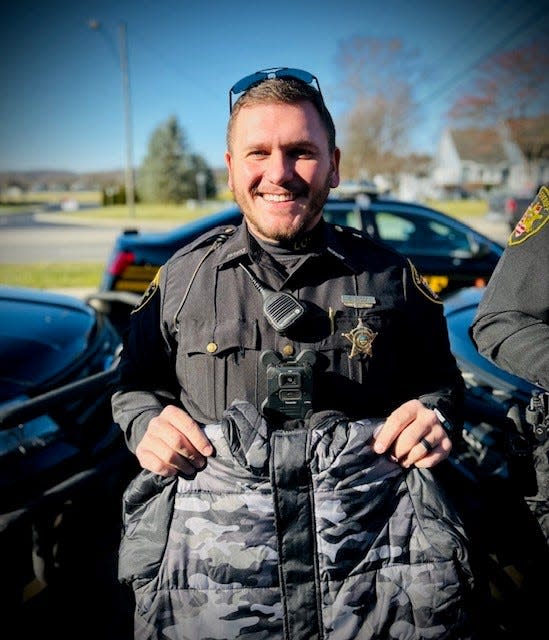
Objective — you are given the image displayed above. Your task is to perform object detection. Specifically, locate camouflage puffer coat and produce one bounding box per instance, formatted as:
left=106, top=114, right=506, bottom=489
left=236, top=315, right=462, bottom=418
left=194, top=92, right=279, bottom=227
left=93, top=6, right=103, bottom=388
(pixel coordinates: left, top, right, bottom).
left=119, top=401, right=475, bottom=640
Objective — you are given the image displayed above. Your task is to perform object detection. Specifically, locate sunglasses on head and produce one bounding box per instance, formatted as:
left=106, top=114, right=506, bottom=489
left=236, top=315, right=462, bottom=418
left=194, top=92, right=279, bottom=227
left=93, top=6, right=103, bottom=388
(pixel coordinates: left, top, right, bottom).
left=229, top=67, right=323, bottom=113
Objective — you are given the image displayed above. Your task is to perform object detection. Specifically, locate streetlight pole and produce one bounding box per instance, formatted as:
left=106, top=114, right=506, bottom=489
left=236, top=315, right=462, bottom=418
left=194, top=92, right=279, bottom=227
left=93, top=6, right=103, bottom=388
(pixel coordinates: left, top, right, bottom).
left=118, top=22, right=135, bottom=217
left=89, top=19, right=135, bottom=217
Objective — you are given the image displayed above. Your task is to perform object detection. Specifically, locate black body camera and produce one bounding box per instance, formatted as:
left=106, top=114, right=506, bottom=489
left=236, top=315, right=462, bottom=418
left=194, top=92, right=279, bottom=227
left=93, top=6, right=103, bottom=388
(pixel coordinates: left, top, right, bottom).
left=261, top=349, right=317, bottom=421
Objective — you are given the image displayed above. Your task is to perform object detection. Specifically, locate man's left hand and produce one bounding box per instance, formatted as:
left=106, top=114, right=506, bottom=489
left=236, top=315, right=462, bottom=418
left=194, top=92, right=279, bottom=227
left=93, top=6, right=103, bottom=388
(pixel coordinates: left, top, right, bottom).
left=373, top=399, right=452, bottom=468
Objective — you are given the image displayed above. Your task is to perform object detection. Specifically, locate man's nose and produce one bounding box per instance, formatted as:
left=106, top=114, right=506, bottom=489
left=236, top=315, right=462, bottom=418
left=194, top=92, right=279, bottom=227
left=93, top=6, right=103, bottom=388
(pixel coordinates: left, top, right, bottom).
left=264, top=150, right=294, bottom=184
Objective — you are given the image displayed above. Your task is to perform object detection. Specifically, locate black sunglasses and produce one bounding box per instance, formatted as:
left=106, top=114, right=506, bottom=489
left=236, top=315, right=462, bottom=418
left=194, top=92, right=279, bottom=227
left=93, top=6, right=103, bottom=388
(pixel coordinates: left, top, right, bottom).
left=229, top=67, right=323, bottom=113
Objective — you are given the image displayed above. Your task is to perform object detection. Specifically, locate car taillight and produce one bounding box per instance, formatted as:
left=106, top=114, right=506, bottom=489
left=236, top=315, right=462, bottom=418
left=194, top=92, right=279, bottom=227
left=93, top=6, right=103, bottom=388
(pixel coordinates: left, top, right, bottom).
left=505, top=198, right=517, bottom=213
left=474, top=277, right=487, bottom=288
left=108, top=251, right=136, bottom=276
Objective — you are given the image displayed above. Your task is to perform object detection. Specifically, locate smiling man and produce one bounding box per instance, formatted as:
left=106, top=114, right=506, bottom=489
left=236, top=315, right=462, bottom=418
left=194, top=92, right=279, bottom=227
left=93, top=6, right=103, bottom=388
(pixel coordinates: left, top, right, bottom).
left=112, top=68, right=470, bottom=638
left=113, top=68, right=462, bottom=476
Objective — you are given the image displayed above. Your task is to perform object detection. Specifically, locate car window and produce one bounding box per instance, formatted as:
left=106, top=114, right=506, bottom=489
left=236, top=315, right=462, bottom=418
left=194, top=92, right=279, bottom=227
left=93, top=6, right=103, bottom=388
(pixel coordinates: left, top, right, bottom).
left=374, top=211, right=473, bottom=257
left=322, top=206, right=362, bottom=230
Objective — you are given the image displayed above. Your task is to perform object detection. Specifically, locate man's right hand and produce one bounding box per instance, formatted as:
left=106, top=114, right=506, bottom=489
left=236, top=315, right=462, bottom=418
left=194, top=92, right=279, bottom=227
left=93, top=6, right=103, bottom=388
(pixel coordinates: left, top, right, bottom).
left=135, top=405, right=214, bottom=476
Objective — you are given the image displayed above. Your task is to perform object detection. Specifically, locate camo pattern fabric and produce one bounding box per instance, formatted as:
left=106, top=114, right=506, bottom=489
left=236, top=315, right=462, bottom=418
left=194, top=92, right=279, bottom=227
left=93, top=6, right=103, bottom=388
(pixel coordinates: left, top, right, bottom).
left=119, top=400, right=475, bottom=639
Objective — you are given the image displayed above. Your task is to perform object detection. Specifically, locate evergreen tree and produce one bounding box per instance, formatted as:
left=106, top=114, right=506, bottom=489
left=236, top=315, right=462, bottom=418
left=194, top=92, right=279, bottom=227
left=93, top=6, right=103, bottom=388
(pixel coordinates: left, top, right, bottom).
left=185, top=154, right=217, bottom=200
left=137, top=116, right=190, bottom=203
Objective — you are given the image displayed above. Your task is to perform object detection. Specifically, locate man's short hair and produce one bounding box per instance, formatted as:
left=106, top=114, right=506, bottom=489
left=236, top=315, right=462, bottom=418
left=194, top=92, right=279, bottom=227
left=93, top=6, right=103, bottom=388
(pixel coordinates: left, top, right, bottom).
left=226, top=78, right=336, bottom=152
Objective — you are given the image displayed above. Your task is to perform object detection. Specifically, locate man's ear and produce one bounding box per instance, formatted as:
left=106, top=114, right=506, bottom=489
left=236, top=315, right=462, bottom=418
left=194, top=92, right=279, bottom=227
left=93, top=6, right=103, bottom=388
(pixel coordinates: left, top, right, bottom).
left=224, top=151, right=234, bottom=191
left=330, top=148, right=341, bottom=188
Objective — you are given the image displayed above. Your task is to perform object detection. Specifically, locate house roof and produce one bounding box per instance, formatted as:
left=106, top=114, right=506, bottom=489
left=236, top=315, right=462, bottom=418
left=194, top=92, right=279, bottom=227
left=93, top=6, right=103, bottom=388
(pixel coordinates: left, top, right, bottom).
left=505, top=114, right=549, bottom=158
left=450, top=128, right=507, bottom=164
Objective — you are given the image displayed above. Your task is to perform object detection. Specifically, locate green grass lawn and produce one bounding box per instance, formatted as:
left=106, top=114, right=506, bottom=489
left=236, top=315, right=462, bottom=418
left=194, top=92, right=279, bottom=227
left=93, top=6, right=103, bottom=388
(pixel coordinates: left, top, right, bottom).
left=425, top=199, right=488, bottom=218
left=0, top=263, right=104, bottom=289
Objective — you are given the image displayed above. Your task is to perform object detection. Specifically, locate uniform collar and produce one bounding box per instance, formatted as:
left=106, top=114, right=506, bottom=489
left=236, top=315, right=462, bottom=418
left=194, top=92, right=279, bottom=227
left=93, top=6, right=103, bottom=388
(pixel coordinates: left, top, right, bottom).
left=213, top=218, right=362, bottom=274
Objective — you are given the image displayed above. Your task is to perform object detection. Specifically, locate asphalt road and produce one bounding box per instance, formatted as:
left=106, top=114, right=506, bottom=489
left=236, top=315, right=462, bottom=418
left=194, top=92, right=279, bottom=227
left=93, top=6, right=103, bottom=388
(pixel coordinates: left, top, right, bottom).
left=0, top=210, right=171, bottom=264
left=0, top=208, right=511, bottom=266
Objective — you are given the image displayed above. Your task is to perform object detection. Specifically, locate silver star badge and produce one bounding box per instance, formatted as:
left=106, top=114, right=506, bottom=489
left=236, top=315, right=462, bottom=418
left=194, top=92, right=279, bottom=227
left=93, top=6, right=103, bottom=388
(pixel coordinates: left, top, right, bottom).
left=341, top=317, right=377, bottom=359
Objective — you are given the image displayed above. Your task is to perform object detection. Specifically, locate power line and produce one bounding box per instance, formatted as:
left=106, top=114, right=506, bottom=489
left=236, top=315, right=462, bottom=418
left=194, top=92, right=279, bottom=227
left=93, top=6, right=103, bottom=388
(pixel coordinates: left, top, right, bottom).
left=130, top=31, right=219, bottom=100
left=344, top=2, right=549, bottom=158
left=415, top=2, right=549, bottom=108
left=433, top=0, right=515, bottom=65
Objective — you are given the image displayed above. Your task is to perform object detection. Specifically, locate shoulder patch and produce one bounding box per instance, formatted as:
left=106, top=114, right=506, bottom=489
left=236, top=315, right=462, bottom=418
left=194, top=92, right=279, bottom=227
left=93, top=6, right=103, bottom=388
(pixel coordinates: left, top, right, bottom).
left=508, top=186, right=549, bottom=246
left=131, top=267, right=161, bottom=314
left=409, top=260, right=442, bottom=304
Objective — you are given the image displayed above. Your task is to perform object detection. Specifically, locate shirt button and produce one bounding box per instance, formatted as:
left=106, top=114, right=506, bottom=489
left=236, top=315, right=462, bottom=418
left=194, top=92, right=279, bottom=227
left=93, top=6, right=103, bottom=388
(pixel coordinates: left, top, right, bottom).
left=282, top=343, right=294, bottom=357
left=206, top=342, right=218, bottom=353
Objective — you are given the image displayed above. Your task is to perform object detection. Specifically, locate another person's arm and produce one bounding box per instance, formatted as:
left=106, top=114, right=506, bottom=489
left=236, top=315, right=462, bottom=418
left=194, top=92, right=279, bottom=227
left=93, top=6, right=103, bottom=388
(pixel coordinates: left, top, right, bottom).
left=470, top=186, right=549, bottom=390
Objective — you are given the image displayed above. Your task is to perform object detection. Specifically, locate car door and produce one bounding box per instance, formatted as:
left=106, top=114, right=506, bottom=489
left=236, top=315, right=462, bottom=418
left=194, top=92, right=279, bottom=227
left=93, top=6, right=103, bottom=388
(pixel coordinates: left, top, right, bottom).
left=370, top=207, right=485, bottom=294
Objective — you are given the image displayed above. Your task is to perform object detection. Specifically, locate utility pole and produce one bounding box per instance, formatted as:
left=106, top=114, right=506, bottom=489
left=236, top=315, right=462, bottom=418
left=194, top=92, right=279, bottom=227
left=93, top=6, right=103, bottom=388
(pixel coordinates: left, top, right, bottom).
left=89, top=19, right=136, bottom=217
left=118, top=22, right=135, bottom=217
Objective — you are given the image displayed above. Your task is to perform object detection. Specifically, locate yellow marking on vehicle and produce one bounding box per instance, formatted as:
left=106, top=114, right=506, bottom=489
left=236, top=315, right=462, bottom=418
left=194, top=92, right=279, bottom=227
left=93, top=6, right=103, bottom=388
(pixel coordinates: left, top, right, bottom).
left=423, top=275, right=449, bottom=293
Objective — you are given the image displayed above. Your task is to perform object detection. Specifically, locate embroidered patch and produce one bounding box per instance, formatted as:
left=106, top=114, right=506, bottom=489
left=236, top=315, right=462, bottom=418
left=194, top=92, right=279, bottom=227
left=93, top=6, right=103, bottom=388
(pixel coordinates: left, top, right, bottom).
left=509, top=186, right=549, bottom=246
left=131, top=268, right=161, bottom=314
left=409, top=261, right=441, bottom=304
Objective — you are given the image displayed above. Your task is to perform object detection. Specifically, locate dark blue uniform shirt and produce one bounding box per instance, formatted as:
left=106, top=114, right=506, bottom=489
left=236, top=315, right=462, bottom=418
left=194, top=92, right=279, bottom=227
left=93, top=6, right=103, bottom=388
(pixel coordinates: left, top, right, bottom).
left=112, top=219, right=464, bottom=452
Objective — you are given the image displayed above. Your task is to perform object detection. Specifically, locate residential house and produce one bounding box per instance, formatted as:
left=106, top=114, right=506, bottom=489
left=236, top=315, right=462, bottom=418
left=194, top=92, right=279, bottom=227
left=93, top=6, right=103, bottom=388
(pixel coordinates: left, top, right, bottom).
left=432, top=114, right=549, bottom=197
left=499, top=115, right=549, bottom=193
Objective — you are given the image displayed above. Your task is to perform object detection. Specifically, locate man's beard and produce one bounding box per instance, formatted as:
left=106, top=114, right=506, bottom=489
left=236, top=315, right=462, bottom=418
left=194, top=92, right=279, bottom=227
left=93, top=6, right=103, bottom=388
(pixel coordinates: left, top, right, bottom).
left=233, top=176, right=333, bottom=243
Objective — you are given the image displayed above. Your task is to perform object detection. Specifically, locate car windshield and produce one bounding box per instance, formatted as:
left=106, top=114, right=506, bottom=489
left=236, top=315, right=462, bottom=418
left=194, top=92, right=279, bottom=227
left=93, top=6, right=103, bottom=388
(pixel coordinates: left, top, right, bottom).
left=0, top=297, right=96, bottom=397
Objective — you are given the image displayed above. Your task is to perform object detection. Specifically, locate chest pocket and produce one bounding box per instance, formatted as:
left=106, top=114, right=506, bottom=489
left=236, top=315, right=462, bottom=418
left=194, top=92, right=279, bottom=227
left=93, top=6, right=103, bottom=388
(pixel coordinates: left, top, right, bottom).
left=175, top=317, right=260, bottom=422
left=317, top=307, right=404, bottom=382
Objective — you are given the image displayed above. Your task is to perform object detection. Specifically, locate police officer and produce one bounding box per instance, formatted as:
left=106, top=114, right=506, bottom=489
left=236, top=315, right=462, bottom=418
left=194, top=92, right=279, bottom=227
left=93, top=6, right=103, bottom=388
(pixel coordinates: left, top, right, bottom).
left=471, top=184, right=549, bottom=538
left=112, top=67, right=462, bottom=478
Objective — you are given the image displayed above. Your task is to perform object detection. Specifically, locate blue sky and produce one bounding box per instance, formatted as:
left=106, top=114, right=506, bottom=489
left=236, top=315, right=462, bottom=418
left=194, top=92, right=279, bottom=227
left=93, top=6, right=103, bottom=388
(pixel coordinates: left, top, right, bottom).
left=1, top=0, right=547, bottom=173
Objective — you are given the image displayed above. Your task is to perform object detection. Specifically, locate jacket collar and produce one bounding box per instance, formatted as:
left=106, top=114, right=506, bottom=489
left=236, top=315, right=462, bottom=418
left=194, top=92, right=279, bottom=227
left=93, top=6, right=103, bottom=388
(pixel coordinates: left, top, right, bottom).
left=213, top=218, right=362, bottom=274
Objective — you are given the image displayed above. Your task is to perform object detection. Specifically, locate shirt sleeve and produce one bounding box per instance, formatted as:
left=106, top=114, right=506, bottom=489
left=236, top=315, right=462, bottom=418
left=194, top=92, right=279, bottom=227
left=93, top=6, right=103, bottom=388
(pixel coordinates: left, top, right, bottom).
left=404, top=260, right=465, bottom=434
left=470, top=187, right=549, bottom=390
left=111, top=273, right=180, bottom=453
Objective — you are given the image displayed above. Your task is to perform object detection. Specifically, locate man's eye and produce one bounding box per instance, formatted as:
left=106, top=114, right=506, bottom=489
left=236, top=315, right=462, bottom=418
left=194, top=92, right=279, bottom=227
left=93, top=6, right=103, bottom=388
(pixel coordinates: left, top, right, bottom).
left=293, top=148, right=314, bottom=158
left=248, top=150, right=268, bottom=158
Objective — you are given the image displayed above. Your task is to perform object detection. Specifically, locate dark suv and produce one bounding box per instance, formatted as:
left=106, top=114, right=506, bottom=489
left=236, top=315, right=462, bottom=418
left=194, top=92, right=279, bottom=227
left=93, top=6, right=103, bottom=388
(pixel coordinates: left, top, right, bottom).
left=100, top=194, right=503, bottom=302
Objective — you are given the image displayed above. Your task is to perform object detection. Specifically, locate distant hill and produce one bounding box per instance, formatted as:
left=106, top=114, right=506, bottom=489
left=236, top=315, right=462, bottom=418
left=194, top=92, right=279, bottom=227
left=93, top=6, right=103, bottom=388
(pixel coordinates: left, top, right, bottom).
left=0, top=169, right=126, bottom=190
left=0, top=167, right=228, bottom=193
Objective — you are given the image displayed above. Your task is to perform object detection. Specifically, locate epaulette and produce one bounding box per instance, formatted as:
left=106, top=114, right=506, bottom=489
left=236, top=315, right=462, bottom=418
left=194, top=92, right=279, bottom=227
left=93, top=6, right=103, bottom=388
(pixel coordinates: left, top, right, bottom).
left=332, top=223, right=370, bottom=241
left=331, top=222, right=408, bottom=263
left=169, top=224, right=238, bottom=261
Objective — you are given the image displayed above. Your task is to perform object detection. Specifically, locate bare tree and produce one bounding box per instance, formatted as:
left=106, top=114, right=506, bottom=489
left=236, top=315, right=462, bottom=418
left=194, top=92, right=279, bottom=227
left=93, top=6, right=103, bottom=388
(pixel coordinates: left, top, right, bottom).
left=448, top=39, right=548, bottom=127
left=335, top=36, right=423, bottom=180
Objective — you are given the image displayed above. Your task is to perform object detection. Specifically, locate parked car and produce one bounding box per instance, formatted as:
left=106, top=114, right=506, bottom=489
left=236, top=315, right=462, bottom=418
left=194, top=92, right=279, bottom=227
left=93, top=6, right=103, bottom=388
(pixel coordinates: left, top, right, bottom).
left=322, top=194, right=503, bottom=296
left=0, top=286, right=137, bottom=638
left=488, top=189, right=537, bottom=230
left=442, top=286, right=537, bottom=479
left=438, top=286, right=548, bottom=636
left=100, top=194, right=504, bottom=306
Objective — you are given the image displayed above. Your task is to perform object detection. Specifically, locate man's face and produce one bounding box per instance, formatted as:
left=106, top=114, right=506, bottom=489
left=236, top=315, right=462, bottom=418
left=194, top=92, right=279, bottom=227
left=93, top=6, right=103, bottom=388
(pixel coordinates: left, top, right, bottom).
left=225, top=100, right=340, bottom=242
